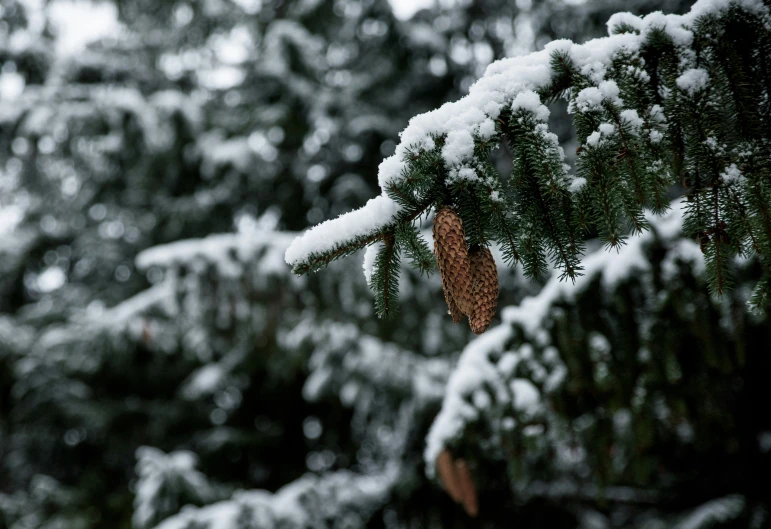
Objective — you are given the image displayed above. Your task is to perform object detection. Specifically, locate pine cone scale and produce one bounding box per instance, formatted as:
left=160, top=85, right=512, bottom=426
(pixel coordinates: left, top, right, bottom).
left=441, top=272, right=464, bottom=323
left=469, top=246, right=498, bottom=335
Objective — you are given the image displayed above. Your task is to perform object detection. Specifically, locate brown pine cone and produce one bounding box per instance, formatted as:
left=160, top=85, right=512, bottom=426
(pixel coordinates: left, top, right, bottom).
left=436, top=449, right=462, bottom=502
left=433, top=207, right=474, bottom=317
left=469, top=246, right=498, bottom=335
left=455, top=459, right=479, bottom=517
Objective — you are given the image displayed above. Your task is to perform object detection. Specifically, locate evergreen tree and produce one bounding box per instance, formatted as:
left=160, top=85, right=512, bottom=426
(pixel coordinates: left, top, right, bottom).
left=1, top=0, right=769, bottom=529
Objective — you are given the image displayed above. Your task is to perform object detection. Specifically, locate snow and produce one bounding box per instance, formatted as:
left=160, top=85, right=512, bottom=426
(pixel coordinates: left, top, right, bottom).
left=683, top=0, right=767, bottom=24
left=423, top=309, right=570, bottom=470
left=200, top=135, right=254, bottom=174
left=0, top=71, right=25, bottom=101
left=599, top=123, right=615, bottom=135
left=569, top=177, right=587, bottom=193
left=586, top=122, right=620, bottom=147
left=642, top=12, right=694, bottom=47
left=606, top=12, right=645, bottom=34
left=581, top=61, right=608, bottom=85
left=296, top=320, right=451, bottom=406
left=586, top=130, right=602, bottom=147
left=153, top=465, right=400, bottom=529
left=674, top=495, right=745, bottom=529
left=620, top=109, right=643, bottom=129
left=511, top=379, right=540, bottom=414
left=473, top=389, right=492, bottom=410
left=133, top=447, right=215, bottom=529
left=49, top=0, right=120, bottom=55
left=720, top=163, right=745, bottom=185
left=139, top=228, right=296, bottom=278
left=661, top=239, right=706, bottom=281
left=362, top=242, right=382, bottom=285
left=650, top=105, right=666, bottom=123
left=497, top=352, right=520, bottom=377
left=36, top=266, right=66, bottom=293
left=627, top=65, right=651, bottom=82
left=447, top=166, right=481, bottom=185
left=598, top=80, right=621, bottom=103
left=478, top=118, right=497, bottom=139
left=544, top=364, right=567, bottom=393
left=87, top=281, right=173, bottom=327
left=442, top=129, right=475, bottom=166
left=388, top=0, right=434, bottom=20
left=182, top=364, right=225, bottom=398
left=575, top=87, right=604, bottom=112
left=285, top=195, right=400, bottom=269
left=132, top=412, right=409, bottom=528
left=676, top=68, right=710, bottom=95
left=151, top=91, right=203, bottom=131
left=511, top=90, right=550, bottom=122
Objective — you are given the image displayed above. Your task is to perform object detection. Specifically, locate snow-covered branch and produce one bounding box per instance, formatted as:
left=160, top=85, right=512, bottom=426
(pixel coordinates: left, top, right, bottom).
left=285, top=0, right=771, bottom=314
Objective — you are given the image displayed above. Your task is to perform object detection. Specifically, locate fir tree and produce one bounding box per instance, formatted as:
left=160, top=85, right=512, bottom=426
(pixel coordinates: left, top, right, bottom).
left=2, top=0, right=770, bottom=529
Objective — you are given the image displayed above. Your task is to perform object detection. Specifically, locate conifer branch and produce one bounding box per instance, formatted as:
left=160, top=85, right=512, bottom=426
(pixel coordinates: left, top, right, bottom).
left=284, top=0, right=771, bottom=316
left=373, top=233, right=401, bottom=319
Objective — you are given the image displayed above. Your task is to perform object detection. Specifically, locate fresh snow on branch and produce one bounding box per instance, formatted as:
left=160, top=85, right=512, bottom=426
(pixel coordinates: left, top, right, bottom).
left=676, top=68, right=711, bottom=95
left=134, top=447, right=220, bottom=529
left=286, top=320, right=450, bottom=406
left=283, top=195, right=399, bottom=269
left=137, top=227, right=295, bottom=278
left=152, top=465, right=399, bottom=529
left=674, top=495, right=745, bottom=529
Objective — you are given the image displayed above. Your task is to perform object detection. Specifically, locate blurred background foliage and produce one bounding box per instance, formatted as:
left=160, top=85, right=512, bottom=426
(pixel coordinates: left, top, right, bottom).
left=0, top=0, right=768, bottom=528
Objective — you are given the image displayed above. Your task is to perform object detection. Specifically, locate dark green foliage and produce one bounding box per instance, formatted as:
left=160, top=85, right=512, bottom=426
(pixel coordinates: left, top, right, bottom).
left=372, top=235, right=402, bottom=319
left=396, top=223, right=435, bottom=276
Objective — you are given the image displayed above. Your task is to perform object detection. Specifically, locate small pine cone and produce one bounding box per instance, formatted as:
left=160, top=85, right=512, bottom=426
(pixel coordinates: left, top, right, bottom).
left=455, top=459, right=479, bottom=517
left=433, top=207, right=474, bottom=316
left=469, top=246, right=498, bottom=335
left=436, top=449, right=462, bottom=502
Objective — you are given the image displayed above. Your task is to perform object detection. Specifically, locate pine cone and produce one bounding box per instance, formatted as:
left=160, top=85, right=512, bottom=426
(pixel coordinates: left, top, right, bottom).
left=436, top=449, right=462, bottom=502
left=455, top=459, right=479, bottom=517
left=469, top=246, right=498, bottom=335
left=433, top=207, right=474, bottom=317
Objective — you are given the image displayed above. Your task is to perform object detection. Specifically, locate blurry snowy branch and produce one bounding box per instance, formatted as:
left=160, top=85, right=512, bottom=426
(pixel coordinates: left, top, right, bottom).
left=289, top=320, right=450, bottom=407
left=134, top=447, right=229, bottom=529
left=146, top=458, right=401, bottom=529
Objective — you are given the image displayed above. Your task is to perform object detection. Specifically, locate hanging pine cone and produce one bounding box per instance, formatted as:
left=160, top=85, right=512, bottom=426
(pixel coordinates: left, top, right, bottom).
left=436, top=449, right=462, bottom=502
left=433, top=207, right=474, bottom=317
left=435, top=449, right=479, bottom=517
left=469, top=246, right=498, bottom=335
left=455, top=459, right=479, bottom=517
